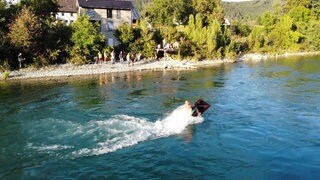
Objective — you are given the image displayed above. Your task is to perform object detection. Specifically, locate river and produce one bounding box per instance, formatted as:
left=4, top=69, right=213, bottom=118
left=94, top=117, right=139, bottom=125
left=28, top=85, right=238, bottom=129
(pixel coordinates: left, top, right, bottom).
left=1, top=56, right=320, bottom=179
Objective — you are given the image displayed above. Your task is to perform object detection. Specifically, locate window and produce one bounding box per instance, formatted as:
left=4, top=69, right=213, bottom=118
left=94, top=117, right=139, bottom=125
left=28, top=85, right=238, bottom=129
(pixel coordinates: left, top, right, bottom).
left=87, top=9, right=95, bottom=18
left=108, top=38, right=114, bottom=46
left=116, top=10, right=121, bottom=19
left=70, top=13, right=73, bottom=17
left=62, top=12, right=64, bottom=16
left=106, top=21, right=114, bottom=31
left=107, top=9, right=112, bottom=18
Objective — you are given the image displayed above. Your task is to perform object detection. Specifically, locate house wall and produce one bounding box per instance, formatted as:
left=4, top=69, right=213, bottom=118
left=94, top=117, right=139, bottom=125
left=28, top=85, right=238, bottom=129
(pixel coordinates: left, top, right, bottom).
left=56, top=12, right=78, bottom=25
left=5, top=0, right=20, bottom=5
left=94, top=9, right=132, bottom=27
left=80, top=7, right=133, bottom=46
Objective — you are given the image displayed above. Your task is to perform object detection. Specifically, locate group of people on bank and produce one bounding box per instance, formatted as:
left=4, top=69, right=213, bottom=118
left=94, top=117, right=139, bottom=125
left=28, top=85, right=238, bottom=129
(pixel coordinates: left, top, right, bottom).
left=96, top=50, right=142, bottom=66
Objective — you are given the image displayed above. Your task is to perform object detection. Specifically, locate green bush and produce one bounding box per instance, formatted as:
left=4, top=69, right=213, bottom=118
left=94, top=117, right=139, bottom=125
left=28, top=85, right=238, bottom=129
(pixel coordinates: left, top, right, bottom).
left=70, top=15, right=105, bottom=63
left=0, top=60, right=10, bottom=72
left=2, top=71, right=9, bottom=80
left=68, top=52, right=88, bottom=65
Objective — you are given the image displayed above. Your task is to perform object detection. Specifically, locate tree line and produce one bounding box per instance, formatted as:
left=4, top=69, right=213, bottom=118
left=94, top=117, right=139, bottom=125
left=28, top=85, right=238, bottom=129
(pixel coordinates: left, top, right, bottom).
left=0, top=0, right=105, bottom=70
left=0, top=0, right=319, bottom=72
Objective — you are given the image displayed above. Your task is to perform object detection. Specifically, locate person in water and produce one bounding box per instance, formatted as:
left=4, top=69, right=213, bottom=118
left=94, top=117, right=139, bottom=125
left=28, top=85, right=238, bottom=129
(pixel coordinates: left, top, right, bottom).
left=184, top=100, right=201, bottom=116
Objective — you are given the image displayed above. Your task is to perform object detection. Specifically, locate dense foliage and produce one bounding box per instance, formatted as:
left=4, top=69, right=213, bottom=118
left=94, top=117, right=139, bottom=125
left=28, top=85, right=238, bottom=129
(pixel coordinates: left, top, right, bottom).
left=0, top=0, right=319, bottom=71
left=136, top=0, right=320, bottom=58
left=249, top=0, right=320, bottom=53
left=69, top=15, right=105, bottom=65
left=0, top=0, right=74, bottom=69
left=8, top=7, right=42, bottom=57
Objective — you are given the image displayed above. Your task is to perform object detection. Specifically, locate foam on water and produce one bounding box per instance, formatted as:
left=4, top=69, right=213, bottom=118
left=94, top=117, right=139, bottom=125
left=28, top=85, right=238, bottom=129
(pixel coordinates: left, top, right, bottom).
left=156, top=105, right=204, bottom=135
left=26, top=105, right=203, bottom=158
left=72, top=105, right=203, bottom=157
left=27, top=143, right=74, bottom=151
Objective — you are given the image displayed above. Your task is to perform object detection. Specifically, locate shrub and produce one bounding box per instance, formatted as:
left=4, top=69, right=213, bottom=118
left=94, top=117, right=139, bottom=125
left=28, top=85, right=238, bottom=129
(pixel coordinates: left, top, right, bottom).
left=0, top=60, right=10, bottom=72
left=68, top=52, right=88, bottom=65
left=2, top=71, right=9, bottom=80
left=70, top=15, right=105, bottom=63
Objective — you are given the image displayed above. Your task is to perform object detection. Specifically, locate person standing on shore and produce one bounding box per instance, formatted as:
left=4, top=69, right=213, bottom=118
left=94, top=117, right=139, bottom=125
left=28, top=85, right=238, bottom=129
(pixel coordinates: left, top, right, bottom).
left=126, top=52, right=131, bottom=66
left=98, top=51, right=103, bottom=64
left=110, top=50, right=115, bottom=64
left=103, top=49, right=108, bottom=63
left=156, top=44, right=161, bottom=59
left=18, top=53, right=25, bottom=68
left=137, top=52, right=142, bottom=64
left=119, top=51, right=124, bottom=63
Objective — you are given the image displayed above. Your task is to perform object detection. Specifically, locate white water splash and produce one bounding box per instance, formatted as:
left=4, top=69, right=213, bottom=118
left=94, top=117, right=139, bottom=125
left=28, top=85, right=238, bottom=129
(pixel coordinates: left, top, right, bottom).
left=26, top=105, right=204, bottom=157
left=156, top=105, right=204, bottom=135
left=72, top=105, right=203, bottom=157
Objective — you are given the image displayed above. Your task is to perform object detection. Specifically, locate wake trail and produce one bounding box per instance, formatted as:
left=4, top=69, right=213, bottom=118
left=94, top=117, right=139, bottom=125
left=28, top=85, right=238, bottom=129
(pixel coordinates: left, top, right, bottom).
left=26, top=105, right=204, bottom=158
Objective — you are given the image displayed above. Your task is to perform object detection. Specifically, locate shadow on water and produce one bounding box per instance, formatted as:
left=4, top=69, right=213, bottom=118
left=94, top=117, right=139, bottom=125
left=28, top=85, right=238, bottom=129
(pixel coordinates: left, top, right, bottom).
left=162, top=97, right=184, bottom=108
left=128, top=89, right=150, bottom=97
left=170, top=76, right=187, bottom=81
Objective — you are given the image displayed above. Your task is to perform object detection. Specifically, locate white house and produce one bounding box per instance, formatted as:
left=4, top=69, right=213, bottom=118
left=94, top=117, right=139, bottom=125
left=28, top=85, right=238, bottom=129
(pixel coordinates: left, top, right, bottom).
left=5, top=0, right=20, bottom=5
left=56, top=0, right=78, bottom=25
left=56, top=0, right=140, bottom=46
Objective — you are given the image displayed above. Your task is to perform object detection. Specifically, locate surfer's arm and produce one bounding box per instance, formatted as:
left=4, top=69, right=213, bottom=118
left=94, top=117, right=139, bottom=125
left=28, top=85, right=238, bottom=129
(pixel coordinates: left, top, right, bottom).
left=191, top=106, right=201, bottom=116
left=195, top=107, right=201, bottom=116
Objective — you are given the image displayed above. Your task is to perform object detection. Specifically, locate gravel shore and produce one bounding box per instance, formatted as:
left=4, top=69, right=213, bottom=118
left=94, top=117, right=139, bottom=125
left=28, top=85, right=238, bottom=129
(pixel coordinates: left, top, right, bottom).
left=7, top=58, right=234, bottom=80
left=5, top=51, right=320, bottom=80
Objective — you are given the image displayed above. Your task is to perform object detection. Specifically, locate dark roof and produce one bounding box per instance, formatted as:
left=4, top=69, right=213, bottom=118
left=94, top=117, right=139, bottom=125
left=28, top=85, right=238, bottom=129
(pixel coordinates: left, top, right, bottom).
left=78, top=0, right=134, bottom=10
left=57, top=0, right=78, bottom=13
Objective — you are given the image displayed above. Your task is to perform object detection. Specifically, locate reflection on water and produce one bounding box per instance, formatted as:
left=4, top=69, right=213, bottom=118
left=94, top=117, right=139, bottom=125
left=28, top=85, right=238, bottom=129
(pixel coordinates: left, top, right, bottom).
left=259, top=70, right=292, bottom=78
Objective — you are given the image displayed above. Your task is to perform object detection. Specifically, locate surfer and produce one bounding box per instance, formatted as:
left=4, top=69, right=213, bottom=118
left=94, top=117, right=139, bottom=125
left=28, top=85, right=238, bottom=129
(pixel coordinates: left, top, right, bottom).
left=184, top=100, right=192, bottom=111
left=184, top=100, right=201, bottom=116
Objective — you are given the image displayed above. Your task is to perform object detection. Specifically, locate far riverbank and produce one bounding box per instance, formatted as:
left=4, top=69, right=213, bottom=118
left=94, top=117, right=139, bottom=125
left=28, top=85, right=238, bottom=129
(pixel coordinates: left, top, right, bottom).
left=4, top=51, right=320, bottom=80
left=6, top=59, right=233, bottom=80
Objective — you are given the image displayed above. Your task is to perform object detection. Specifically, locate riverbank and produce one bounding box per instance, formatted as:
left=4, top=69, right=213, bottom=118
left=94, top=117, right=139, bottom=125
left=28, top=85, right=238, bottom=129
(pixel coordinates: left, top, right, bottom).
left=4, top=51, right=320, bottom=80
left=239, top=51, right=320, bottom=61
left=7, top=58, right=234, bottom=80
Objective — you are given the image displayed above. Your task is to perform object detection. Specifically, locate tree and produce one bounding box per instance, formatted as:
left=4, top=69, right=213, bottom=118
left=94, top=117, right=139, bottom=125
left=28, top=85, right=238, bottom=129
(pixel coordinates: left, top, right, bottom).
left=268, top=15, right=301, bottom=51
left=69, top=15, right=105, bottom=65
left=146, top=0, right=193, bottom=25
left=0, top=0, right=7, bottom=42
left=137, top=19, right=157, bottom=57
left=44, top=22, right=73, bottom=64
left=114, top=20, right=159, bottom=58
left=19, top=0, right=58, bottom=21
left=0, top=0, right=7, bottom=63
left=192, top=0, right=223, bottom=25
left=248, top=26, right=266, bottom=52
left=8, top=6, right=41, bottom=53
left=0, top=0, right=6, bottom=28
left=184, top=14, right=224, bottom=59
left=114, top=24, right=136, bottom=51
left=258, top=11, right=277, bottom=33
left=307, top=20, right=320, bottom=50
